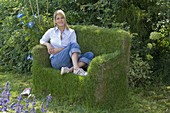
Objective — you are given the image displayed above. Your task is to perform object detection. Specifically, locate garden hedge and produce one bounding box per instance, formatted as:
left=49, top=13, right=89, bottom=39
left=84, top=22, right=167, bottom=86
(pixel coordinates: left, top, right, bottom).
left=31, top=25, right=131, bottom=109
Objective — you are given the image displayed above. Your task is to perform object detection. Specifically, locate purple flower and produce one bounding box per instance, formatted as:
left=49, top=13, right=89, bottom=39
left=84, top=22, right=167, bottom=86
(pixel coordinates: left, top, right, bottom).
left=16, top=105, right=22, bottom=113
left=30, top=107, right=36, bottom=113
left=0, top=82, right=53, bottom=113
left=30, top=96, right=36, bottom=113
left=10, top=102, right=16, bottom=110
left=17, top=95, right=22, bottom=102
left=17, top=13, right=24, bottom=18
left=24, top=110, right=28, bottom=113
left=25, top=97, right=30, bottom=113
left=32, top=96, right=36, bottom=106
left=3, top=106, right=7, bottom=111
left=4, top=81, right=10, bottom=91
left=27, top=22, right=34, bottom=28
left=25, top=97, right=30, bottom=108
left=40, top=102, right=45, bottom=112
left=7, top=91, right=10, bottom=102
left=46, top=94, right=52, bottom=108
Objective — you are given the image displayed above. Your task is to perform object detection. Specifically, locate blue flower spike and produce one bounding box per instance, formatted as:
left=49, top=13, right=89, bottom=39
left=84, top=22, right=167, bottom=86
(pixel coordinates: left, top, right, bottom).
left=46, top=94, right=52, bottom=108
left=30, top=96, right=36, bottom=113
left=40, top=102, right=45, bottom=113
left=0, top=82, right=52, bottom=113
left=17, top=13, right=24, bottom=18
left=27, top=22, right=34, bottom=28
left=5, top=81, right=10, bottom=91
left=46, top=94, right=52, bottom=111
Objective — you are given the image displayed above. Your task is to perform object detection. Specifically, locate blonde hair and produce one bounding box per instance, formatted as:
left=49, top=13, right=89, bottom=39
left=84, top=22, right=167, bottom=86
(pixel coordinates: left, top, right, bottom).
left=53, top=10, right=69, bottom=29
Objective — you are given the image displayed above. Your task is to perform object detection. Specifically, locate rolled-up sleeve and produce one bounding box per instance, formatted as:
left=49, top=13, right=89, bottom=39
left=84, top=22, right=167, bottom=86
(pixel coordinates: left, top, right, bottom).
left=40, top=28, right=53, bottom=44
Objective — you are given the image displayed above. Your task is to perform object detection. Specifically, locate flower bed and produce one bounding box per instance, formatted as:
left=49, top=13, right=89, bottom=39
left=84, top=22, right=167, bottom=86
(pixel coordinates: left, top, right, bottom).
left=0, top=81, right=52, bottom=113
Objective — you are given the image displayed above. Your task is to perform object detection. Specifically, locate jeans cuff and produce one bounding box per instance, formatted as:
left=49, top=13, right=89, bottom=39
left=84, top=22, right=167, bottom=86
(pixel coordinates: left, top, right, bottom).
left=69, top=48, right=81, bottom=57
left=79, top=57, right=90, bottom=65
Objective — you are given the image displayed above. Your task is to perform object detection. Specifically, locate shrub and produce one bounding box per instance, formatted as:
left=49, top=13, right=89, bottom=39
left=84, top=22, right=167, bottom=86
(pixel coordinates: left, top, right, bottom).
left=128, top=54, right=153, bottom=87
left=0, top=0, right=52, bottom=73
left=0, top=0, right=127, bottom=73
left=0, top=0, right=169, bottom=85
left=146, top=29, right=170, bottom=84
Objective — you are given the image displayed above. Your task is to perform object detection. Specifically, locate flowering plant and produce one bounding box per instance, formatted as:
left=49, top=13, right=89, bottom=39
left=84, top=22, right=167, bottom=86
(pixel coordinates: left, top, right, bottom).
left=0, top=82, right=52, bottom=113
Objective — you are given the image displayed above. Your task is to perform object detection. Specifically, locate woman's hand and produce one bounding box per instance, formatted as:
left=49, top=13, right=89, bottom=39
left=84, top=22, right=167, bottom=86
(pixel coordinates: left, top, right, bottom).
left=45, top=43, right=64, bottom=54
left=52, top=48, right=64, bottom=54
left=46, top=43, right=54, bottom=54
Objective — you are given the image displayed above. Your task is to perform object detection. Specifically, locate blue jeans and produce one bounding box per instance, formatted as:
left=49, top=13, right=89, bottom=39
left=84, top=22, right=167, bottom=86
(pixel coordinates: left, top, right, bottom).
left=51, top=43, right=94, bottom=70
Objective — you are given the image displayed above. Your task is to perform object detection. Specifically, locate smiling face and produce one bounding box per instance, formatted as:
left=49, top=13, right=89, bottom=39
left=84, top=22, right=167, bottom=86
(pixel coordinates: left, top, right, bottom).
left=55, top=14, right=65, bottom=28
left=53, top=10, right=69, bottom=29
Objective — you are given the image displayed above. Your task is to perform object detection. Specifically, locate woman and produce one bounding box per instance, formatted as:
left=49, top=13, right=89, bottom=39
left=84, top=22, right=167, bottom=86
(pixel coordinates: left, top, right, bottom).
left=40, top=10, right=94, bottom=76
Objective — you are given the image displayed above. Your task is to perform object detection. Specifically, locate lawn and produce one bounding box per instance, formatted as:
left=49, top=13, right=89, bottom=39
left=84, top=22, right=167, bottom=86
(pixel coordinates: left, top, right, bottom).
left=0, top=72, right=169, bottom=113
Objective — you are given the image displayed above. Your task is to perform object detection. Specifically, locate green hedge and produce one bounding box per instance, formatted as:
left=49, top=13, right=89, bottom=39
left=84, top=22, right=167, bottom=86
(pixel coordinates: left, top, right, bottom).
left=31, top=25, right=131, bottom=109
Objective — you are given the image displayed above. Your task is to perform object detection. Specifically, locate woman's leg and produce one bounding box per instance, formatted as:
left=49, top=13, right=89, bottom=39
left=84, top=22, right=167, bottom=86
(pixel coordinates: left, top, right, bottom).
left=61, top=43, right=84, bottom=75
left=69, top=52, right=94, bottom=76
left=51, top=42, right=83, bottom=70
left=78, top=62, right=86, bottom=68
left=68, top=43, right=82, bottom=70
left=53, top=42, right=94, bottom=75
left=69, top=52, right=94, bottom=72
left=71, top=52, right=79, bottom=69
left=50, top=46, right=72, bottom=69
left=78, top=52, right=94, bottom=68
left=69, top=53, right=86, bottom=72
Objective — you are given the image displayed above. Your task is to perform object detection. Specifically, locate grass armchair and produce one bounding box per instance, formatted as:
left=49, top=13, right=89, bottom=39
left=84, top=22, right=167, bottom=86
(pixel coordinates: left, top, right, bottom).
left=31, top=25, right=131, bottom=109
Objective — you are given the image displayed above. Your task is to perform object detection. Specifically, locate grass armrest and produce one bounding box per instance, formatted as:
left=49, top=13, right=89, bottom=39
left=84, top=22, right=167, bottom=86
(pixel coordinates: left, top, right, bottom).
left=83, top=51, right=128, bottom=109
left=31, top=44, right=51, bottom=68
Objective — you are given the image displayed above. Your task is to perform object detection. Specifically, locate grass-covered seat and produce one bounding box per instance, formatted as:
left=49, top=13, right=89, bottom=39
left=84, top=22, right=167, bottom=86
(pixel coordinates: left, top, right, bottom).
left=31, top=25, right=131, bottom=109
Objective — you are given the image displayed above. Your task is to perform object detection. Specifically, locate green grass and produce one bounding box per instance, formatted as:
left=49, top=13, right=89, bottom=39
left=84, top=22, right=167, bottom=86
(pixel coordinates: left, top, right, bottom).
left=0, top=72, right=169, bottom=113
left=0, top=72, right=32, bottom=97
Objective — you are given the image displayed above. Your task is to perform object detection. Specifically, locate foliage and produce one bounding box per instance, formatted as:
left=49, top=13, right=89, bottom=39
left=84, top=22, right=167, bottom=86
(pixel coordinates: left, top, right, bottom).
left=147, top=0, right=170, bottom=84
left=116, top=0, right=170, bottom=85
left=128, top=54, right=153, bottom=87
left=0, top=0, right=52, bottom=73
left=0, top=0, right=170, bottom=86
left=146, top=29, right=170, bottom=84
left=0, top=72, right=170, bottom=113
left=0, top=0, right=127, bottom=74
left=0, top=74, right=52, bottom=112
left=129, top=86, right=170, bottom=113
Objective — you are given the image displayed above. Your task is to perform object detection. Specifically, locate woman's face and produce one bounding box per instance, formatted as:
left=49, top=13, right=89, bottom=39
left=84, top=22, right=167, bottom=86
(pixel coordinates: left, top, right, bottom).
left=55, top=14, right=65, bottom=27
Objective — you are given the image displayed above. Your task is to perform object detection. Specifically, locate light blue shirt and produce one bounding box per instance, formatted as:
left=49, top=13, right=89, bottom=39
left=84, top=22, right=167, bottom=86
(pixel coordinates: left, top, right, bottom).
left=40, top=27, right=77, bottom=48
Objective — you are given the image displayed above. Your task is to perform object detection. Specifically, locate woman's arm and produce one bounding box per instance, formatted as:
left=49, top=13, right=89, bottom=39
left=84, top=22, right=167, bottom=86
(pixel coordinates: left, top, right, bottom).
left=43, top=42, right=64, bottom=54
left=40, top=28, right=64, bottom=54
left=52, top=47, right=64, bottom=54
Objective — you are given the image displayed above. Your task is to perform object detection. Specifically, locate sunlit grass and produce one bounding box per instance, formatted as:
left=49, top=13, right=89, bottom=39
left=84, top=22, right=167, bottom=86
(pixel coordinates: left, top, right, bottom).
left=0, top=72, right=169, bottom=113
left=0, top=72, right=32, bottom=96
